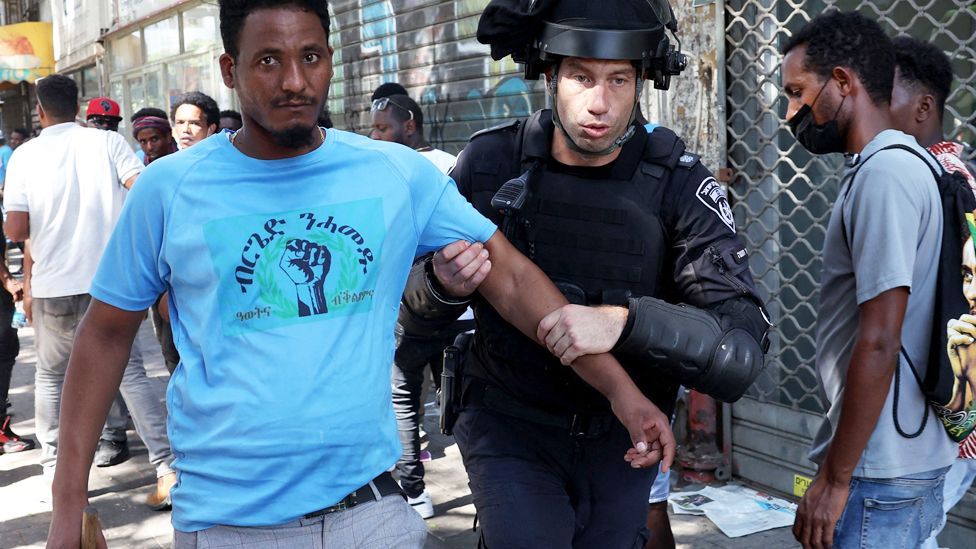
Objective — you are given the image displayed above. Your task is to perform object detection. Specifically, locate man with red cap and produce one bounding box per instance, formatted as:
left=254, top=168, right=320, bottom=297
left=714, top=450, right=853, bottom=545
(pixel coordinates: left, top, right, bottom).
left=86, top=97, right=123, bottom=132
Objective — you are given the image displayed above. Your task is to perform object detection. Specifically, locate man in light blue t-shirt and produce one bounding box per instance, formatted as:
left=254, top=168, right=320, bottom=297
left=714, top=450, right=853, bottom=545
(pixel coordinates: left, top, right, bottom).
left=46, top=1, right=675, bottom=547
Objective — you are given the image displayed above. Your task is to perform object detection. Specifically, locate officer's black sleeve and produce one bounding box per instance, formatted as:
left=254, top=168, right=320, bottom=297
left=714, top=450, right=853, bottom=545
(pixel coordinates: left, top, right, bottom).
left=613, top=164, right=770, bottom=402
left=618, top=163, right=767, bottom=337
left=664, top=165, right=761, bottom=308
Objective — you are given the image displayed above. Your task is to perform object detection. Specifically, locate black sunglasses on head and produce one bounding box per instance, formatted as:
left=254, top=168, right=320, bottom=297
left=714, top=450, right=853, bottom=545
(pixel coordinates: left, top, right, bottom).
left=371, top=97, right=414, bottom=120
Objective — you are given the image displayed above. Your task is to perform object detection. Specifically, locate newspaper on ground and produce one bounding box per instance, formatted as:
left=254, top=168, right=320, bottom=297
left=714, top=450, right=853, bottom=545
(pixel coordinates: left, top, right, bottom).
left=668, top=483, right=797, bottom=538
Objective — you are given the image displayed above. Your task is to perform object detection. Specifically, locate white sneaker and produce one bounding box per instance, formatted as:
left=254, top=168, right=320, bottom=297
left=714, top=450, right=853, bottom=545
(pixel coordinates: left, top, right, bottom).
left=407, top=490, right=434, bottom=519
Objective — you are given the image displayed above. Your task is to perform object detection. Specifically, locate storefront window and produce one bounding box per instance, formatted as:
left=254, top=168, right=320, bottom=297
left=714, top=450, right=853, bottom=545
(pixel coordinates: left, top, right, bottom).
left=182, top=4, right=219, bottom=52
left=110, top=79, right=124, bottom=106
left=145, top=16, right=181, bottom=62
left=146, top=71, right=164, bottom=111
left=127, top=75, right=146, bottom=115
left=111, top=31, right=143, bottom=73
left=82, top=65, right=99, bottom=98
left=167, top=54, right=212, bottom=106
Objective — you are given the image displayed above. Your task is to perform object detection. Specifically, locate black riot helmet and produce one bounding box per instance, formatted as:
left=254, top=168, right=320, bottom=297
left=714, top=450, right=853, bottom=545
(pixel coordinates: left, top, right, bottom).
left=478, top=0, right=687, bottom=90
left=478, top=0, right=688, bottom=156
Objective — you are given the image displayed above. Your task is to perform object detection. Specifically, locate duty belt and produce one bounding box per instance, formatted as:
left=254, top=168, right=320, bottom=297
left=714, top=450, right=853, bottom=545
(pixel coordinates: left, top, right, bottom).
left=303, top=471, right=403, bottom=517
left=464, top=379, right=614, bottom=439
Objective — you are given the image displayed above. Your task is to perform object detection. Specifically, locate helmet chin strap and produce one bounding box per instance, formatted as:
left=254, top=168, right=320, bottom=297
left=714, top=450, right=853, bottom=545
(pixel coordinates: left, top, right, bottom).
left=548, top=65, right=644, bottom=157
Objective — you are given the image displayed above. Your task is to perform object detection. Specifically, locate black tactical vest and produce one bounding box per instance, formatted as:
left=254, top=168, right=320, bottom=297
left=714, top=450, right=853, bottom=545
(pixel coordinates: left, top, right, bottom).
left=461, top=111, right=692, bottom=415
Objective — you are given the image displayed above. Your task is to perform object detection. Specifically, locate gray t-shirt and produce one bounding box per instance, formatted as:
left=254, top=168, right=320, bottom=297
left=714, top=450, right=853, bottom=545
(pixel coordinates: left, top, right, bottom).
left=810, top=129, right=957, bottom=478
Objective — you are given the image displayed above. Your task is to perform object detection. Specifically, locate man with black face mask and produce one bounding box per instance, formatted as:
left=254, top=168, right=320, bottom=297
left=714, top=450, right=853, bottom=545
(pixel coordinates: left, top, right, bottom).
left=782, top=11, right=957, bottom=549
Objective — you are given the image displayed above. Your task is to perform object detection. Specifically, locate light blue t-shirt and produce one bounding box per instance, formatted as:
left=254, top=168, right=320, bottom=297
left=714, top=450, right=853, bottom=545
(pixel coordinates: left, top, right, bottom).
left=91, top=129, right=497, bottom=531
left=0, top=144, right=12, bottom=183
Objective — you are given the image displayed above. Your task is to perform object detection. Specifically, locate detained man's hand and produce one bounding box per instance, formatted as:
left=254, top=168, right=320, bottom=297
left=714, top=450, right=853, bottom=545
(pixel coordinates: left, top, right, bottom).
left=607, top=385, right=676, bottom=470
left=432, top=240, right=491, bottom=297
left=537, top=304, right=628, bottom=365
left=792, top=473, right=850, bottom=549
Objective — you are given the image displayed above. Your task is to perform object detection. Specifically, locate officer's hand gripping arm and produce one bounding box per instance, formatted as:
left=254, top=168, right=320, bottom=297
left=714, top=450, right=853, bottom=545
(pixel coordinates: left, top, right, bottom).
left=398, top=253, right=472, bottom=338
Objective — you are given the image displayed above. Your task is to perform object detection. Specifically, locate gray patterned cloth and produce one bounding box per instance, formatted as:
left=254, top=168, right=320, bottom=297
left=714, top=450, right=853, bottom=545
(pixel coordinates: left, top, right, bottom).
left=173, top=495, right=426, bottom=549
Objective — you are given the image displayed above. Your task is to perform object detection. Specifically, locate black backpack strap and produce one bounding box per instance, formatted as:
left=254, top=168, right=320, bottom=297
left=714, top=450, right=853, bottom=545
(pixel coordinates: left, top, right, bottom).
left=838, top=143, right=942, bottom=439
left=894, top=348, right=930, bottom=438
left=837, top=145, right=937, bottom=239
left=886, top=145, right=943, bottom=438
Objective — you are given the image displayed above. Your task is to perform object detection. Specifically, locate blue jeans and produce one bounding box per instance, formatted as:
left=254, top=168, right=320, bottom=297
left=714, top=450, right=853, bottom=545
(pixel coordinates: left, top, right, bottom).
left=833, top=466, right=948, bottom=549
left=921, top=458, right=976, bottom=549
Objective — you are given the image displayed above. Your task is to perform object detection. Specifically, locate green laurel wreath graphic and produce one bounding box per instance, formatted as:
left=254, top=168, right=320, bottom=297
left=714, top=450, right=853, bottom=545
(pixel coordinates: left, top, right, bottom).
left=254, top=229, right=364, bottom=319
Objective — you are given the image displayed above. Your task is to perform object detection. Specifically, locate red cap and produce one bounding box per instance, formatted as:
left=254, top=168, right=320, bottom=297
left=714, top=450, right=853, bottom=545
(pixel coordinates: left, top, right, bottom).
left=87, top=97, right=121, bottom=119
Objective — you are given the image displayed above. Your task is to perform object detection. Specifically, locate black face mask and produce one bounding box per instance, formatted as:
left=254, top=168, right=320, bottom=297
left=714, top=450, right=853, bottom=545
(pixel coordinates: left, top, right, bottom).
left=788, top=79, right=847, bottom=155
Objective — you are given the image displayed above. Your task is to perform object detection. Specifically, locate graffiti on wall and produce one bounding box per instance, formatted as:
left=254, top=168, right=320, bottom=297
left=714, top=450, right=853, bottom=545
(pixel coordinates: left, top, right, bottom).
left=329, top=0, right=545, bottom=153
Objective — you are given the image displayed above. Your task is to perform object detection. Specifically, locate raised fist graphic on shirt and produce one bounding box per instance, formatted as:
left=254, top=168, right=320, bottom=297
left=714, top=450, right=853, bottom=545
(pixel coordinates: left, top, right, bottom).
left=279, top=238, right=331, bottom=316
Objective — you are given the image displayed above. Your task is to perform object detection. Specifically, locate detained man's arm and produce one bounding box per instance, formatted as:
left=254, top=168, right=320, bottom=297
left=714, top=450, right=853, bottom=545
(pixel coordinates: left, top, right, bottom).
left=47, top=300, right=144, bottom=549
left=792, top=287, right=908, bottom=549
left=479, top=232, right=675, bottom=469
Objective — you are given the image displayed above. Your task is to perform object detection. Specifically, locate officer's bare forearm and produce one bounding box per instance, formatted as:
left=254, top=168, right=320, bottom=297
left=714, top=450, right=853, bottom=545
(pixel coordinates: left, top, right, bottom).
left=479, top=232, right=639, bottom=398
left=52, top=300, right=144, bottom=500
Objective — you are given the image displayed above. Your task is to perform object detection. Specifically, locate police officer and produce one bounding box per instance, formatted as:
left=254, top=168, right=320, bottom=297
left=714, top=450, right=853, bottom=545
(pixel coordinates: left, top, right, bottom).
left=400, top=0, right=770, bottom=547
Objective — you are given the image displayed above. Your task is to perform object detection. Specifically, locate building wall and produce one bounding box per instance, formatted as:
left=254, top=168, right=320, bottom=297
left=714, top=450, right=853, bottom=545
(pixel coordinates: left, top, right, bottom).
left=51, top=0, right=105, bottom=72
left=644, top=0, right=727, bottom=173
left=328, top=0, right=545, bottom=154
left=0, top=0, right=50, bottom=135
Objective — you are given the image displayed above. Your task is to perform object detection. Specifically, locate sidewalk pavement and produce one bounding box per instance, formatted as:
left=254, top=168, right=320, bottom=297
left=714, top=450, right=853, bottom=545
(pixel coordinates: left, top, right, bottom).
left=1, top=322, right=799, bottom=548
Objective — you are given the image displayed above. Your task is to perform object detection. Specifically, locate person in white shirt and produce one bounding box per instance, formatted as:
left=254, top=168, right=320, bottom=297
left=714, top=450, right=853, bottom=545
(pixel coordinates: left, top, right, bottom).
left=370, top=93, right=457, bottom=173
left=3, top=74, right=177, bottom=509
left=369, top=88, right=461, bottom=519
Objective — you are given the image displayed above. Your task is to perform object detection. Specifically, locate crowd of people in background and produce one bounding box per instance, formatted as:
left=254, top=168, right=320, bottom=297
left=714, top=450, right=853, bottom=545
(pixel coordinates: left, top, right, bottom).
left=0, top=85, right=253, bottom=506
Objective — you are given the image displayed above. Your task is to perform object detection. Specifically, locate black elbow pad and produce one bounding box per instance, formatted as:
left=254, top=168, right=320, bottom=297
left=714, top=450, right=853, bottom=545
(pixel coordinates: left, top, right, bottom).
left=615, top=296, right=766, bottom=402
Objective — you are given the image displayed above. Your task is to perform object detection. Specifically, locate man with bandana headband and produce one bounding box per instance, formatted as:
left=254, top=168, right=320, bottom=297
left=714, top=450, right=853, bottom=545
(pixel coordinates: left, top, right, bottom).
left=133, top=114, right=178, bottom=165
left=782, top=11, right=957, bottom=549
left=399, top=1, right=770, bottom=546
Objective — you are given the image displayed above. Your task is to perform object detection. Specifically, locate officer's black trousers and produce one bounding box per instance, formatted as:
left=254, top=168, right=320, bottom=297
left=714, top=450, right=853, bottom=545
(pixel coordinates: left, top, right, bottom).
left=454, top=401, right=657, bottom=548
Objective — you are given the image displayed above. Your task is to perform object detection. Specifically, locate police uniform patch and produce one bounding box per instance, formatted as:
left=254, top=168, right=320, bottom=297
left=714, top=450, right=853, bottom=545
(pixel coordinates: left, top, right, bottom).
left=696, top=177, right=735, bottom=232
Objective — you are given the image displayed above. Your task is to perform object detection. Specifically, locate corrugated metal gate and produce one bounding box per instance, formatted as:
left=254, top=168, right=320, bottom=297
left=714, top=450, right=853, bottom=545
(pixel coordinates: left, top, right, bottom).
left=725, top=0, right=975, bottom=544
left=327, top=0, right=545, bottom=154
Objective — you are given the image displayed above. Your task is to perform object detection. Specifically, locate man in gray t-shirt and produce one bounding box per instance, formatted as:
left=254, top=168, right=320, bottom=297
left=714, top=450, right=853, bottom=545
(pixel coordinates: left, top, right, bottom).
left=782, top=11, right=955, bottom=549
left=812, top=130, right=956, bottom=475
